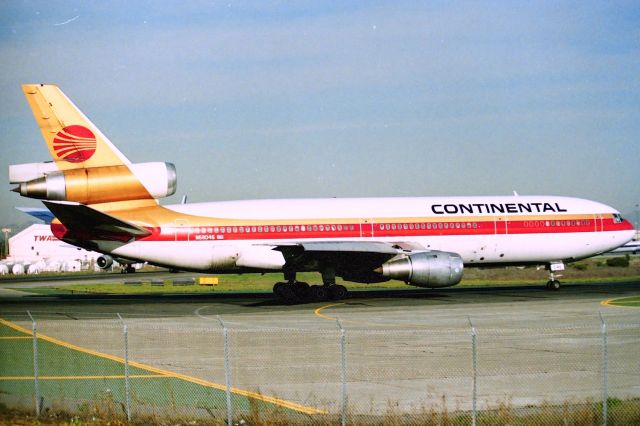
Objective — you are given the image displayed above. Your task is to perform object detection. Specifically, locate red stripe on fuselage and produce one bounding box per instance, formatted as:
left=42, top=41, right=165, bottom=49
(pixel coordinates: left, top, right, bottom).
left=137, top=216, right=634, bottom=242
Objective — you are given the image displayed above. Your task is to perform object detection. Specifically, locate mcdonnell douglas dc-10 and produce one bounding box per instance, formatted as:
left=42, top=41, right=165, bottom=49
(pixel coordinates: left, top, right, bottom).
left=9, top=84, right=636, bottom=302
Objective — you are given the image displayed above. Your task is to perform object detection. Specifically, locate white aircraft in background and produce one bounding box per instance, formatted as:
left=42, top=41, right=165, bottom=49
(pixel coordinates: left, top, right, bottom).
left=9, top=84, right=636, bottom=302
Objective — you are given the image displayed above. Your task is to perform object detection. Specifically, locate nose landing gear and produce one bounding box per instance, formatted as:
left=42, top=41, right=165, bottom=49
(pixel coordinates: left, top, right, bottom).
left=544, top=261, right=564, bottom=291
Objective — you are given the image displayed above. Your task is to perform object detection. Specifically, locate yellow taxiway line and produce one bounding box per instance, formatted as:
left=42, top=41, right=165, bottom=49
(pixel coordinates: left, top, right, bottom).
left=600, top=296, right=639, bottom=308
left=313, top=302, right=346, bottom=321
left=0, top=318, right=325, bottom=415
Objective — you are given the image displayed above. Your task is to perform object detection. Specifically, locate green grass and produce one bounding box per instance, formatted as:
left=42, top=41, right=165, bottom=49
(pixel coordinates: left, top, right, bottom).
left=0, top=320, right=320, bottom=418
left=11, top=273, right=640, bottom=296
left=5, top=256, right=640, bottom=296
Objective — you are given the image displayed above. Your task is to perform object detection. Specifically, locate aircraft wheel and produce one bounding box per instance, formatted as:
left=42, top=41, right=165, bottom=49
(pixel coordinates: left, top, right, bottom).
left=280, top=285, right=300, bottom=304
left=546, top=280, right=561, bottom=291
left=293, top=282, right=310, bottom=301
left=329, top=285, right=348, bottom=300
left=310, top=285, right=328, bottom=301
left=273, top=282, right=286, bottom=297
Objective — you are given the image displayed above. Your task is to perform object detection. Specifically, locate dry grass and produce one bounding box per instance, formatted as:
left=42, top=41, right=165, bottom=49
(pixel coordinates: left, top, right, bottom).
left=3, top=397, right=640, bottom=426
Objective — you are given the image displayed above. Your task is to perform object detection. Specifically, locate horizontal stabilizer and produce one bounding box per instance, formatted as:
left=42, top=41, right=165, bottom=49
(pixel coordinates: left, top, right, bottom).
left=42, top=200, right=151, bottom=240
left=16, top=207, right=55, bottom=224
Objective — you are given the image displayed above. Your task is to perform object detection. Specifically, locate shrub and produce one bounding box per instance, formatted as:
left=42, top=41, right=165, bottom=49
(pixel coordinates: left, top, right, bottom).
left=606, top=256, right=630, bottom=267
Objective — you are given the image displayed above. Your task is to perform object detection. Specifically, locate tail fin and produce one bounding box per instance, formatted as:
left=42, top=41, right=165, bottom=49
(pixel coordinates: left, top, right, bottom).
left=22, top=84, right=130, bottom=170
left=14, top=84, right=176, bottom=206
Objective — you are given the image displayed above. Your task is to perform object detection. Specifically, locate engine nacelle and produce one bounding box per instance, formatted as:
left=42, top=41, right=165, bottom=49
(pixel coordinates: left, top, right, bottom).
left=236, top=247, right=285, bottom=270
left=380, top=251, right=464, bottom=288
left=96, top=255, right=114, bottom=269
left=11, top=162, right=177, bottom=204
left=9, top=161, right=59, bottom=184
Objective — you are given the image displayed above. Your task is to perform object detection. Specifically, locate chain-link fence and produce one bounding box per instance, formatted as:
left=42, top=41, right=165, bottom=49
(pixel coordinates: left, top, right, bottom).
left=1, top=312, right=639, bottom=425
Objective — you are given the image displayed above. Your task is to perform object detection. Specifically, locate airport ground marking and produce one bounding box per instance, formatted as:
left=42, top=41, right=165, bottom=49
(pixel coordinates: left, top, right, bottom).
left=314, top=301, right=389, bottom=327
left=314, top=302, right=346, bottom=321
left=601, top=296, right=640, bottom=308
left=0, top=317, right=325, bottom=415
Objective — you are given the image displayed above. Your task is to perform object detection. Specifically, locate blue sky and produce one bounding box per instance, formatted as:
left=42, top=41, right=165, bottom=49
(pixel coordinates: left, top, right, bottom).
left=1, top=1, right=639, bottom=227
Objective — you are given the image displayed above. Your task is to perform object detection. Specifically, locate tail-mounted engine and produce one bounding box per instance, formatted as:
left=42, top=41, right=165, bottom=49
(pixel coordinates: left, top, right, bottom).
left=10, top=161, right=176, bottom=204
left=379, top=251, right=464, bottom=288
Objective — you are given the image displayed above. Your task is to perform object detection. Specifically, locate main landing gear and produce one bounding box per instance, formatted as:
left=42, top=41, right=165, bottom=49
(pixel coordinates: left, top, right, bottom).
left=544, top=261, right=564, bottom=291
left=120, top=265, right=136, bottom=274
left=272, top=268, right=348, bottom=304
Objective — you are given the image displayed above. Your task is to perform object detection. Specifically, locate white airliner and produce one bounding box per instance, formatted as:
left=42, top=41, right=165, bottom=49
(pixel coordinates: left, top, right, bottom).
left=9, top=84, right=636, bottom=302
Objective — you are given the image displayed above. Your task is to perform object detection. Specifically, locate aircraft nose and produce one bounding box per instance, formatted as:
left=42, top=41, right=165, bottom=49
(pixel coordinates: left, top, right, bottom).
left=626, top=218, right=636, bottom=231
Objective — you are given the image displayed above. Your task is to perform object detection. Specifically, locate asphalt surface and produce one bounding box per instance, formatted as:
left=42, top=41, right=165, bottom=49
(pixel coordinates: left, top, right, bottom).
left=1, top=277, right=639, bottom=415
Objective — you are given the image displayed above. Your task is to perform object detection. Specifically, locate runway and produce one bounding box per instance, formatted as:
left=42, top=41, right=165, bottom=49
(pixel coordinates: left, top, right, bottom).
left=1, top=279, right=639, bottom=416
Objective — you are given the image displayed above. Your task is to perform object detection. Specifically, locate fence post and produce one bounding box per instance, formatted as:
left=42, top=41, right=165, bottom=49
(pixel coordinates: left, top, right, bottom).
left=218, top=316, right=232, bottom=426
left=27, top=311, right=41, bottom=417
left=117, top=314, right=132, bottom=422
left=468, top=316, right=477, bottom=426
left=337, top=318, right=347, bottom=426
left=599, top=312, right=608, bottom=426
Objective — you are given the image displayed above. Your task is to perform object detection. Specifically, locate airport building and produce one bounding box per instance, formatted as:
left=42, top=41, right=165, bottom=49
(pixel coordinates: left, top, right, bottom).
left=0, top=224, right=100, bottom=274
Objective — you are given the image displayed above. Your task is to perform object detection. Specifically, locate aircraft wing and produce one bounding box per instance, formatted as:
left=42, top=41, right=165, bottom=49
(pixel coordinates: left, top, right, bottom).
left=42, top=200, right=151, bottom=241
left=275, top=241, right=402, bottom=283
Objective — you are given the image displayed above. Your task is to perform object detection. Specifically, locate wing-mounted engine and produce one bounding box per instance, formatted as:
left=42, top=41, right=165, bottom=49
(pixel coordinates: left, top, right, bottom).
left=96, top=255, right=114, bottom=269
left=379, top=251, right=464, bottom=288
left=10, top=161, right=176, bottom=204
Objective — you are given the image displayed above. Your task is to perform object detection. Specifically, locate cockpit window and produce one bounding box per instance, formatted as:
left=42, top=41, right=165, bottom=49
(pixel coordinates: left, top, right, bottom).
left=613, top=213, right=623, bottom=224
